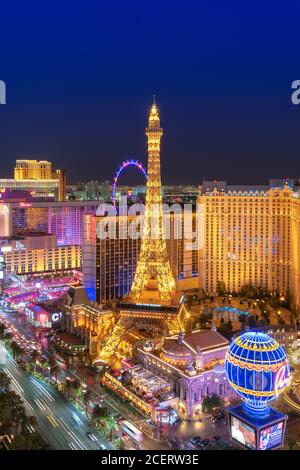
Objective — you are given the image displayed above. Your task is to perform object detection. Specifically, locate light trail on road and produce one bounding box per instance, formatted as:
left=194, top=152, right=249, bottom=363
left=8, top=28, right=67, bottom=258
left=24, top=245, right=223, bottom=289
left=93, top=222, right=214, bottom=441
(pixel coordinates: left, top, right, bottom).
left=0, top=341, right=114, bottom=450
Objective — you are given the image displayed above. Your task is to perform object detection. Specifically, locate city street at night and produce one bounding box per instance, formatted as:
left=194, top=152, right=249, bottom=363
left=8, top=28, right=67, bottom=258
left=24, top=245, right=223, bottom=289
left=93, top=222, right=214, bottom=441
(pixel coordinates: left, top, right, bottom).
left=0, top=342, right=113, bottom=450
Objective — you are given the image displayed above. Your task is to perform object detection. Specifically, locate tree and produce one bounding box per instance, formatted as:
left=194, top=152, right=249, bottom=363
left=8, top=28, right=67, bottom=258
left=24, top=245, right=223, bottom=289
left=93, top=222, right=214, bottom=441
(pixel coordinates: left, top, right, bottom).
left=11, top=432, right=48, bottom=450
left=0, top=323, right=6, bottom=341
left=248, top=315, right=257, bottom=328
left=239, top=284, right=258, bottom=299
left=10, top=341, right=19, bottom=359
left=39, top=358, right=49, bottom=377
left=4, top=332, right=13, bottom=346
left=258, top=318, right=268, bottom=326
left=202, top=394, right=224, bottom=413
left=217, top=281, right=226, bottom=296
left=92, top=405, right=109, bottom=424
left=102, top=415, right=118, bottom=440
left=217, top=320, right=233, bottom=340
left=72, top=380, right=82, bottom=400
left=83, top=388, right=93, bottom=415
left=284, top=436, right=299, bottom=450
left=0, top=371, right=11, bottom=393
left=29, top=350, right=41, bottom=373
left=48, top=356, right=60, bottom=382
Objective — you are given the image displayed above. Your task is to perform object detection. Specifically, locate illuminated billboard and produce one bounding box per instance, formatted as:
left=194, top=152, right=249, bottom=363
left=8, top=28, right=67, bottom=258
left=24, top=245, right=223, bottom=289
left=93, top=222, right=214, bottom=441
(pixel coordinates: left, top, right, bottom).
left=228, top=407, right=287, bottom=450
left=259, top=422, right=285, bottom=450
left=230, top=415, right=256, bottom=449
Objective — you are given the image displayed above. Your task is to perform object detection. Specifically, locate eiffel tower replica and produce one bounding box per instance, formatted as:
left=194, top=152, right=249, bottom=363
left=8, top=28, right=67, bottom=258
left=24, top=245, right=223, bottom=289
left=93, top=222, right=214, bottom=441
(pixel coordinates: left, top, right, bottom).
left=98, top=100, right=188, bottom=364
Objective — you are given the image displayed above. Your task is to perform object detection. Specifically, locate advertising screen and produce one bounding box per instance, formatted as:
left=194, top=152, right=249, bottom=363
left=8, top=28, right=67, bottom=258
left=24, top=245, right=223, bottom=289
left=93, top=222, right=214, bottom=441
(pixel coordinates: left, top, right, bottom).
left=230, top=416, right=256, bottom=449
left=259, top=421, right=284, bottom=450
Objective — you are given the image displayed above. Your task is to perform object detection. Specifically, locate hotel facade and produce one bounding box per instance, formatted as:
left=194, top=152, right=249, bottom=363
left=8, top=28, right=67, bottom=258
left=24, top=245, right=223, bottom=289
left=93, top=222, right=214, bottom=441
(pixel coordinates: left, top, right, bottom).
left=198, top=181, right=300, bottom=311
left=82, top=212, right=199, bottom=304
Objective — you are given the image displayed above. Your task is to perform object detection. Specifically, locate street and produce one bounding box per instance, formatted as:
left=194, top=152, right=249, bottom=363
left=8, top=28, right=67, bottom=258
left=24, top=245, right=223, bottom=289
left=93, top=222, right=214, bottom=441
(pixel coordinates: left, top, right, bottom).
left=0, top=342, right=114, bottom=450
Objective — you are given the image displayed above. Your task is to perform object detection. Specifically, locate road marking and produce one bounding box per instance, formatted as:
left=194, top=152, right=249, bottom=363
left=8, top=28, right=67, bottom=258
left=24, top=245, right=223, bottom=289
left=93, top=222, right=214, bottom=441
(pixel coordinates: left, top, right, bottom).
left=67, top=430, right=88, bottom=450
left=34, top=398, right=46, bottom=411
left=47, top=415, right=59, bottom=428
left=30, top=377, right=55, bottom=402
left=68, top=441, right=78, bottom=450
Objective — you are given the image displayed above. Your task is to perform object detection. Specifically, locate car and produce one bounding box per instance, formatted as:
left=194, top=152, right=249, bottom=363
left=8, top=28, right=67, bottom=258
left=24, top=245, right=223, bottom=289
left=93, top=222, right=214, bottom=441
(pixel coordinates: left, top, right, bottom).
left=211, top=412, right=224, bottom=423
left=100, top=444, right=106, bottom=450
left=211, top=435, right=221, bottom=442
left=199, top=439, right=210, bottom=448
left=190, top=436, right=203, bottom=446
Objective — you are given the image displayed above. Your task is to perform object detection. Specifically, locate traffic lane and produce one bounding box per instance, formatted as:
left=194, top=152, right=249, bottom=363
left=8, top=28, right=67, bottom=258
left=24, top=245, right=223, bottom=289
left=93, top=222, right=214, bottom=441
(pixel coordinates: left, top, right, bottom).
left=0, top=343, right=113, bottom=450
left=172, top=416, right=230, bottom=445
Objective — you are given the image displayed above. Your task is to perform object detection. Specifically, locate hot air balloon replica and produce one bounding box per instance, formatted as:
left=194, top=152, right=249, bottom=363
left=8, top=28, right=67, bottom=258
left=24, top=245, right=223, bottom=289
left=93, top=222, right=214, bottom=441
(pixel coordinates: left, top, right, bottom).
left=225, top=331, right=291, bottom=450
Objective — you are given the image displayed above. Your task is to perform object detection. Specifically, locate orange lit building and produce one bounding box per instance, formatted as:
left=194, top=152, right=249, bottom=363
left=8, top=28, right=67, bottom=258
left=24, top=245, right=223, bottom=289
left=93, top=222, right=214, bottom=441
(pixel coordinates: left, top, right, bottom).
left=0, top=232, right=81, bottom=276
left=12, top=159, right=66, bottom=201
left=198, top=181, right=300, bottom=311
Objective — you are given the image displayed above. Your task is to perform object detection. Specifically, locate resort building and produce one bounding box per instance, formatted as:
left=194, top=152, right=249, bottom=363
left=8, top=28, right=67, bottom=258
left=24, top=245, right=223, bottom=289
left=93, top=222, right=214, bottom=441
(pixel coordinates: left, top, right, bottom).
left=134, top=328, right=234, bottom=419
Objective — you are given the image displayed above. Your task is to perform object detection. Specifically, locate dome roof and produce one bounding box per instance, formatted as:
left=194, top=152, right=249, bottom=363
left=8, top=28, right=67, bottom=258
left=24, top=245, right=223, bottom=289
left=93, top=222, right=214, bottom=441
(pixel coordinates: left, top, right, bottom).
left=162, top=333, right=193, bottom=364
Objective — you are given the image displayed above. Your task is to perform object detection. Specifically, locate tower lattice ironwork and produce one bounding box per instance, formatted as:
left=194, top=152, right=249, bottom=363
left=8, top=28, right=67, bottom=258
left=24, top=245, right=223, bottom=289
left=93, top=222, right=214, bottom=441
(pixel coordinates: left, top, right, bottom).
left=129, top=100, right=176, bottom=302
left=96, top=101, right=181, bottom=364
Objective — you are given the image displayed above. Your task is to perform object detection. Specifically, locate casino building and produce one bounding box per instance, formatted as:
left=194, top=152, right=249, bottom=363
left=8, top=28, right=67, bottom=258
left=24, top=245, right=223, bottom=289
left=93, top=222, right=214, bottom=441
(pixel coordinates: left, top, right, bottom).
left=198, top=180, right=300, bottom=310
left=1, top=199, right=99, bottom=246
left=0, top=232, right=81, bottom=277
left=82, top=212, right=199, bottom=303
left=57, top=286, right=116, bottom=358
left=0, top=160, right=66, bottom=201
left=134, top=328, right=234, bottom=419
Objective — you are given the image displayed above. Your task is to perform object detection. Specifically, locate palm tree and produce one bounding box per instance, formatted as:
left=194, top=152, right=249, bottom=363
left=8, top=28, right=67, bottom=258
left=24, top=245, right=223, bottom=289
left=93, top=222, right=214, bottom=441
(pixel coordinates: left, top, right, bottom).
left=72, top=380, right=82, bottom=402
left=92, top=404, right=108, bottom=424
left=29, top=350, right=40, bottom=373
left=83, top=388, right=93, bottom=415
left=10, top=341, right=19, bottom=359
left=103, top=415, right=118, bottom=440
left=39, top=358, right=49, bottom=377
left=48, top=356, right=59, bottom=382
left=0, top=323, right=6, bottom=341
left=0, top=371, right=11, bottom=393
left=64, top=378, right=74, bottom=398
left=4, top=332, right=13, bottom=348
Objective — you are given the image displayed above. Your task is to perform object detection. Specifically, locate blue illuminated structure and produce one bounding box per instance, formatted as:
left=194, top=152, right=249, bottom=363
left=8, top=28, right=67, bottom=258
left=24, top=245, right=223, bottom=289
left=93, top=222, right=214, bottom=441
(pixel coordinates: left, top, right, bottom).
left=112, top=160, right=147, bottom=206
left=225, top=331, right=291, bottom=450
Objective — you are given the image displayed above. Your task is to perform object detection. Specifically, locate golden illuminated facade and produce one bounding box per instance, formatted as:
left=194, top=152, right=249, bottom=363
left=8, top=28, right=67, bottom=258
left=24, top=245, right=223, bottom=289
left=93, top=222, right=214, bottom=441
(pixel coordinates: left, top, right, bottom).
left=129, top=101, right=176, bottom=303
left=14, top=160, right=53, bottom=180
left=290, top=194, right=300, bottom=310
left=0, top=233, right=81, bottom=276
left=12, top=160, right=66, bottom=201
left=83, top=212, right=198, bottom=304
left=97, top=103, right=189, bottom=364
left=198, top=182, right=300, bottom=309
left=63, top=300, right=115, bottom=357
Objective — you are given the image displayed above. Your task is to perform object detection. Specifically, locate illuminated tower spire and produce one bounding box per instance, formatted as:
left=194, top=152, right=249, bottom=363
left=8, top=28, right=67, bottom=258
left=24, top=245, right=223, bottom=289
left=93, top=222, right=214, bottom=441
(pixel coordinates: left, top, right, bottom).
left=129, top=101, right=176, bottom=302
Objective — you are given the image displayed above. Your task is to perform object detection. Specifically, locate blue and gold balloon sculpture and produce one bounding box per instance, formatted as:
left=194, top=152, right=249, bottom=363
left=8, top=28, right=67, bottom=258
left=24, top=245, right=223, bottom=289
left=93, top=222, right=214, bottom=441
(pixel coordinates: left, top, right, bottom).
left=225, top=332, right=290, bottom=417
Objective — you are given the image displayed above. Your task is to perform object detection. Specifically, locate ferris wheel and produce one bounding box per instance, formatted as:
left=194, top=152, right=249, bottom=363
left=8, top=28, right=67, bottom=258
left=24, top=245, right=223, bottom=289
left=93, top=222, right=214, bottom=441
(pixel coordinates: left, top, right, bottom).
left=112, top=159, right=147, bottom=206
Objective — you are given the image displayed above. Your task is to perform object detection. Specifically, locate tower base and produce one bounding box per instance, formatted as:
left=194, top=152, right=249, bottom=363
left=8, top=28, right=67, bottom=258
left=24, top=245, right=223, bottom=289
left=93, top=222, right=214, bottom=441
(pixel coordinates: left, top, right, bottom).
left=227, top=404, right=287, bottom=450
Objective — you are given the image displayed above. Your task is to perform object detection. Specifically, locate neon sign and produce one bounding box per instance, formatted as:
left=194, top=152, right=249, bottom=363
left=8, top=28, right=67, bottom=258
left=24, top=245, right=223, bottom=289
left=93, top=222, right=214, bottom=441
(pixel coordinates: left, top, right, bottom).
left=274, top=365, right=290, bottom=396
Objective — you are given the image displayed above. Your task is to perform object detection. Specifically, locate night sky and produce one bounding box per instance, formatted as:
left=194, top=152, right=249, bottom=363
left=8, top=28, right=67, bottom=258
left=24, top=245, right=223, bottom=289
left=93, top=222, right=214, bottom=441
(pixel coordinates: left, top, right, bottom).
left=1, top=1, right=300, bottom=185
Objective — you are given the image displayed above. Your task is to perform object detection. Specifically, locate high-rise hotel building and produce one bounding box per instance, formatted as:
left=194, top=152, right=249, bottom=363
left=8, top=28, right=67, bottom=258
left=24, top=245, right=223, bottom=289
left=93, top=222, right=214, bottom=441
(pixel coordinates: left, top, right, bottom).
left=83, top=211, right=199, bottom=304
left=198, top=180, right=300, bottom=310
left=5, top=159, right=67, bottom=201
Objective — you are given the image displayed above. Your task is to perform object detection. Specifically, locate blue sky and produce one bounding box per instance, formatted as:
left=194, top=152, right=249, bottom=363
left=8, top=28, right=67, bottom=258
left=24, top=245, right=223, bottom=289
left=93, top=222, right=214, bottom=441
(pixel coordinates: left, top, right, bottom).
left=0, top=1, right=299, bottom=184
